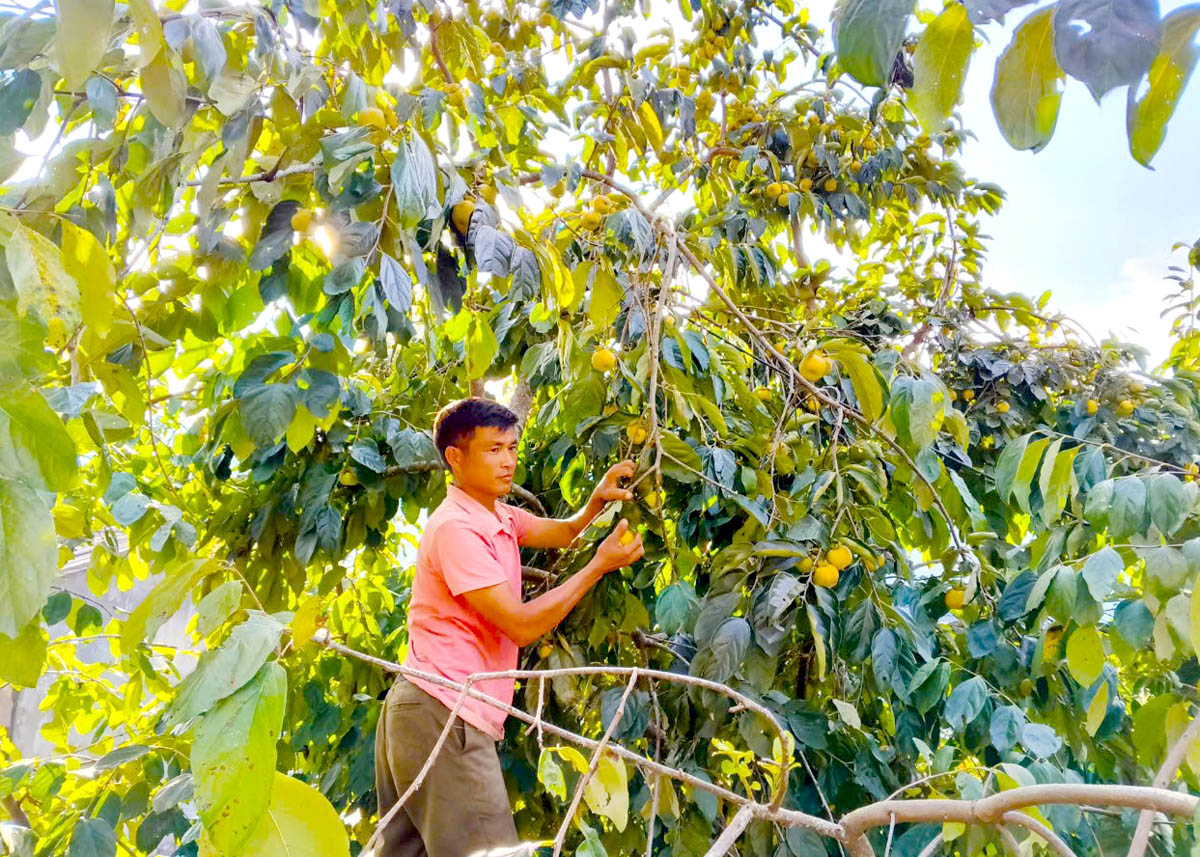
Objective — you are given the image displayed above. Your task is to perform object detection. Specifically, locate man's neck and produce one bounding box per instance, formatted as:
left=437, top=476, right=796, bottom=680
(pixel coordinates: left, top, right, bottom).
left=452, top=481, right=502, bottom=517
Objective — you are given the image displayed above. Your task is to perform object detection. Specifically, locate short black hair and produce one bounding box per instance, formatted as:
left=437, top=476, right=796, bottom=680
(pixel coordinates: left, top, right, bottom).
left=432, top=398, right=520, bottom=466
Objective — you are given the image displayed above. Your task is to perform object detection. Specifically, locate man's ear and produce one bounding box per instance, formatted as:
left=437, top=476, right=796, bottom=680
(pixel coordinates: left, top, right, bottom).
left=444, top=444, right=461, bottom=473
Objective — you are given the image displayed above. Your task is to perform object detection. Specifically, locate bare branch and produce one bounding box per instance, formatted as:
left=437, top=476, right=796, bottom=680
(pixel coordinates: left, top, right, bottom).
left=915, top=833, right=943, bottom=857
left=996, top=825, right=1022, bottom=857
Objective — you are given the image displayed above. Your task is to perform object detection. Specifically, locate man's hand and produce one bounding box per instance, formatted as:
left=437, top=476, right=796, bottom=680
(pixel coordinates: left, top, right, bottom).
left=592, top=518, right=644, bottom=574
left=589, top=459, right=636, bottom=508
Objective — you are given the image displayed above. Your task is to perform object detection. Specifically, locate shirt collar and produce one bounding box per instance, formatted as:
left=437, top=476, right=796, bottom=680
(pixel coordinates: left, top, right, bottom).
left=446, top=483, right=513, bottom=537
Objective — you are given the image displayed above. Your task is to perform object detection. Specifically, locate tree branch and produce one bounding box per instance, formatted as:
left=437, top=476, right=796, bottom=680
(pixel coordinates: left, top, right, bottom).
left=1002, top=811, right=1078, bottom=857
left=702, top=805, right=756, bottom=857
left=1127, top=709, right=1200, bottom=857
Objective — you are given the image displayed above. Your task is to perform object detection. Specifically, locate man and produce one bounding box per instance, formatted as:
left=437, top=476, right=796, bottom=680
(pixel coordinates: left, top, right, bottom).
left=374, top=397, right=645, bottom=856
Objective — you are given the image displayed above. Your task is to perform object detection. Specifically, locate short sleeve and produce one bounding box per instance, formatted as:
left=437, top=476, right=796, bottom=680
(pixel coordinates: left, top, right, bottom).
left=433, top=520, right=507, bottom=596
left=503, top=503, right=544, bottom=546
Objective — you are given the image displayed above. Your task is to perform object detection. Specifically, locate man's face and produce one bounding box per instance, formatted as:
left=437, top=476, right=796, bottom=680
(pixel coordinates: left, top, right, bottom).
left=449, top=425, right=518, bottom=496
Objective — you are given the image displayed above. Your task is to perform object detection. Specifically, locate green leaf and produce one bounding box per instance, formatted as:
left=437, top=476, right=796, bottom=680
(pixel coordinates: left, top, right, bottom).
left=197, top=580, right=242, bottom=636
left=1046, top=565, right=1078, bottom=624
left=0, top=382, right=77, bottom=491
left=826, top=340, right=885, bottom=423
left=1021, top=722, right=1061, bottom=758
left=1147, top=472, right=1189, bottom=536
left=0, top=476, right=56, bottom=638
left=193, top=662, right=287, bottom=856
left=166, top=613, right=284, bottom=728
left=1145, top=545, right=1189, bottom=590
left=994, top=433, right=1030, bottom=503
left=833, top=0, right=917, bottom=87
left=393, top=135, right=437, bottom=227
left=911, top=3, right=975, bottom=132
left=69, top=818, right=115, bottom=857
left=655, top=581, right=699, bottom=634
left=239, top=384, right=298, bottom=446
left=991, top=7, right=1064, bottom=151
left=7, top=222, right=82, bottom=330
left=120, top=558, right=214, bottom=655
left=1081, top=547, right=1123, bottom=602
left=538, top=748, right=566, bottom=800
left=54, top=0, right=114, bottom=90
left=990, top=704, right=1025, bottom=752
left=0, top=69, right=43, bottom=135
left=1127, top=5, right=1200, bottom=165
left=1040, top=443, right=1079, bottom=525
left=1109, top=476, right=1148, bottom=540
left=1114, top=600, right=1155, bottom=648
left=1013, top=436, right=1050, bottom=514
left=659, top=432, right=702, bottom=482
left=0, top=619, right=47, bottom=688
left=699, top=616, right=750, bottom=683
left=199, top=771, right=349, bottom=857
left=1191, top=575, right=1200, bottom=662
left=945, top=676, right=987, bottom=731
left=1066, top=625, right=1105, bottom=685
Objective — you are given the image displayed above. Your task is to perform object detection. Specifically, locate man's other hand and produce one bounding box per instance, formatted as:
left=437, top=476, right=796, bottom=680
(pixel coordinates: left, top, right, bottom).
left=593, top=518, right=644, bottom=573
left=590, top=459, right=635, bottom=506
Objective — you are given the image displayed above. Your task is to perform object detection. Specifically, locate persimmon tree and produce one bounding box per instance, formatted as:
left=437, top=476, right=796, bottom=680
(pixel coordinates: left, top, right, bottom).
left=1, top=2, right=1200, bottom=857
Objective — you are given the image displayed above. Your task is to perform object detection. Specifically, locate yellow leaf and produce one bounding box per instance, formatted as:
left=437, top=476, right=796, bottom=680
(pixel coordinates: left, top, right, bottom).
left=126, top=0, right=165, bottom=66
left=55, top=0, right=116, bottom=90
left=291, top=596, right=322, bottom=648
left=990, top=7, right=1063, bottom=151
left=1065, top=624, right=1104, bottom=686
left=285, top=405, right=318, bottom=453
left=60, top=221, right=115, bottom=336
left=911, top=3, right=974, bottom=133
left=638, top=100, right=664, bottom=153
left=7, top=224, right=81, bottom=331
left=584, top=754, right=628, bottom=832
left=141, top=47, right=186, bottom=127
left=200, top=772, right=349, bottom=857
left=585, top=261, right=622, bottom=328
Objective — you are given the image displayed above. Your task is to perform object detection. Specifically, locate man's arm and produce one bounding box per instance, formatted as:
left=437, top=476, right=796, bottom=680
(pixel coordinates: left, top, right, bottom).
left=462, top=519, right=643, bottom=646
left=519, top=459, right=636, bottom=549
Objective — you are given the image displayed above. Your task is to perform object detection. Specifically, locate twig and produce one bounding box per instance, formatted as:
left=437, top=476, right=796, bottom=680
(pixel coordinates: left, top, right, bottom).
left=996, top=824, right=1022, bottom=857
left=182, top=161, right=319, bottom=188
left=552, top=669, right=638, bottom=856
left=915, top=833, right=943, bottom=857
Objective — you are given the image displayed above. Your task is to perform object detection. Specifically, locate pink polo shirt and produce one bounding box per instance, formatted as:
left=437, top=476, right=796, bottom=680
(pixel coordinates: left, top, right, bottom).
left=402, top=484, right=541, bottom=740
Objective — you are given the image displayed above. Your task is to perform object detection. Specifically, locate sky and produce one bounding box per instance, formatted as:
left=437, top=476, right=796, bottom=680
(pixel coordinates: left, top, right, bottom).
left=804, top=0, right=1200, bottom=368
left=10, top=0, right=1199, bottom=367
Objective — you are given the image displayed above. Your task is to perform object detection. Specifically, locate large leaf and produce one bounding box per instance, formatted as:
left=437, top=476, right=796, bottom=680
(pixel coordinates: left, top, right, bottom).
left=193, top=662, right=287, bottom=855
left=1147, top=472, right=1190, bottom=536
left=584, top=755, right=629, bottom=832
left=7, top=223, right=81, bottom=330
left=825, top=340, right=884, bottom=423
left=991, top=7, right=1064, bottom=151
left=140, top=46, right=186, bottom=127
left=55, top=0, right=115, bottom=90
left=1127, top=5, right=1200, bottom=165
left=698, top=616, right=750, bottom=683
left=165, top=613, right=284, bottom=728
left=0, top=477, right=57, bottom=638
left=0, top=382, right=77, bottom=491
left=833, top=0, right=917, bottom=87
left=239, top=384, right=299, bottom=446
left=379, top=253, right=413, bottom=315
left=911, top=3, right=975, bottom=132
left=945, top=676, right=988, bottom=731
left=1052, top=0, right=1162, bottom=100
left=199, top=772, right=349, bottom=857
left=69, top=818, right=116, bottom=857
